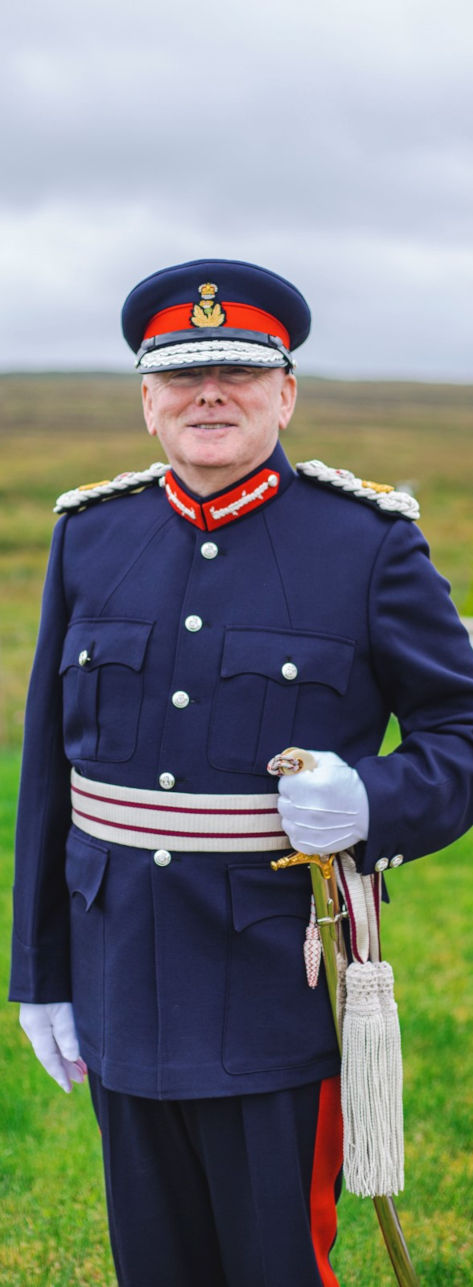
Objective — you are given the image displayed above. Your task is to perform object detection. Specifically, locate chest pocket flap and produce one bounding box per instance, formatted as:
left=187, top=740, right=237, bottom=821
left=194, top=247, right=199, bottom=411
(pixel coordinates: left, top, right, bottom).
left=221, top=627, right=355, bottom=693
left=59, top=618, right=153, bottom=673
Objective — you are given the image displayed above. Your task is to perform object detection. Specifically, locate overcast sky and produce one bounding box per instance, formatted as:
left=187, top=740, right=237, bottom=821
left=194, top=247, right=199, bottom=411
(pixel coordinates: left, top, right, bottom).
left=2, top=0, right=472, bottom=378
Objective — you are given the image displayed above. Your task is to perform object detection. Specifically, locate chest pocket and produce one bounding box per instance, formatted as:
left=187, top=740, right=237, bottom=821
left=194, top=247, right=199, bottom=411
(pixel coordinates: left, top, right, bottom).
left=59, top=618, right=153, bottom=763
left=208, top=627, right=355, bottom=775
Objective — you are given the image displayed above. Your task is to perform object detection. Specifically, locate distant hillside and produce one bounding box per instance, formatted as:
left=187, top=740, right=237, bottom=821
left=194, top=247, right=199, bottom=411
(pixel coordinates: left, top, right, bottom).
left=1, top=373, right=472, bottom=745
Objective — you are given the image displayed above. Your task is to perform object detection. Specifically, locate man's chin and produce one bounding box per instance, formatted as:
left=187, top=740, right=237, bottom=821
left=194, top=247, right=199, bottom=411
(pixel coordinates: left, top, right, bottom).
left=185, top=428, right=238, bottom=452
left=184, top=444, right=241, bottom=470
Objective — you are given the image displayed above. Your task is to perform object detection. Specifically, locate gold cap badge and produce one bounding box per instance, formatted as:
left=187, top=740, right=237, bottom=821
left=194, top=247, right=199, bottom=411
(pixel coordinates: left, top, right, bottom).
left=191, top=282, right=226, bottom=329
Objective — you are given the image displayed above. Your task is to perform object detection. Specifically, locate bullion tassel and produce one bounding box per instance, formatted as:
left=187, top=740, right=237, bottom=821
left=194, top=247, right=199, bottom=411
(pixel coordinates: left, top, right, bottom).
left=341, top=959, right=404, bottom=1198
left=336, top=852, right=404, bottom=1199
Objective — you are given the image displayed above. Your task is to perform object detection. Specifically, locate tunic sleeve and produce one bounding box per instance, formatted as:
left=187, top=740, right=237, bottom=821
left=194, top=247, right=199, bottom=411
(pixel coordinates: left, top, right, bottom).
left=355, top=518, right=473, bottom=870
left=9, top=517, right=72, bottom=1001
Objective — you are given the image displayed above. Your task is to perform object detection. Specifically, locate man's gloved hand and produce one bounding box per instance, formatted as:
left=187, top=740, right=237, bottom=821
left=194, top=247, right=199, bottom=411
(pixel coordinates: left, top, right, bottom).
left=277, top=750, right=369, bottom=855
left=19, top=1002, right=87, bottom=1093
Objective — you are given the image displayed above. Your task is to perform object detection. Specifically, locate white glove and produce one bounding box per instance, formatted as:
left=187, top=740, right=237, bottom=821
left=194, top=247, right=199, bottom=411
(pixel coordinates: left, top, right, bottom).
left=19, top=1002, right=87, bottom=1094
left=277, top=750, right=369, bottom=855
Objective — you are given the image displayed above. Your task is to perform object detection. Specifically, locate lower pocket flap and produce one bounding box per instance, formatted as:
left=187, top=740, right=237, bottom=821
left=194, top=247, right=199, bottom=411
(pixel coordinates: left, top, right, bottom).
left=65, top=831, right=109, bottom=910
left=228, top=862, right=311, bottom=932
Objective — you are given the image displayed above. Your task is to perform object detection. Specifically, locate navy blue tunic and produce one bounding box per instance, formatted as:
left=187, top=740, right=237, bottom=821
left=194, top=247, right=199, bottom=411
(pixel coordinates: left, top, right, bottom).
left=10, top=443, right=473, bottom=1097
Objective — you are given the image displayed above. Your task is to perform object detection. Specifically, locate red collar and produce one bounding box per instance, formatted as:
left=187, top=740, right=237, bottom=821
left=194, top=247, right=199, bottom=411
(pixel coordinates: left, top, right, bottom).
left=162, top=466, right=280, bottom=531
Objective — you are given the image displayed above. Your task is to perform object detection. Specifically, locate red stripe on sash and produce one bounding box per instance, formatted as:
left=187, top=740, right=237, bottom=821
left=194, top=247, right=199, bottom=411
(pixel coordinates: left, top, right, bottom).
left=72, top=805, right=284, bottom=841
left=72, top=783, right=278, bottom=817
left=310, top=1075, right=343, bottom=1287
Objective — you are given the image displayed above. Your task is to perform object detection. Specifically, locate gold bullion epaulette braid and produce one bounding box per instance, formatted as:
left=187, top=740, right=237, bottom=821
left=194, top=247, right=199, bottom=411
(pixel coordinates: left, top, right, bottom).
left=296, top=459, right=420, bottom=521
left=54, top=462, right=168, bottom=514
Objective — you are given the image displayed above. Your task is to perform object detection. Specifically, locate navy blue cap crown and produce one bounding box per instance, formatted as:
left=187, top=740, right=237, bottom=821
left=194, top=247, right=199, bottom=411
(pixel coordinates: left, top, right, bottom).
left=121, top=258, right=311, bottom=373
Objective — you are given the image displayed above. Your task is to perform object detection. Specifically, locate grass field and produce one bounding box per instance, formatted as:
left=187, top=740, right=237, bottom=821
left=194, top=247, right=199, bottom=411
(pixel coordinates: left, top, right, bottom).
left=2, top=375, right=473, bottom=1284
left=2, top=740, right=472, bottom=1285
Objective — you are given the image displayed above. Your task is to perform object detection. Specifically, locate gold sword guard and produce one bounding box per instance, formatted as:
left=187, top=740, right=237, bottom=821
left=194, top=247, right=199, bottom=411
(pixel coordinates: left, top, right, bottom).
left=270, top=851, right=336, bottom=879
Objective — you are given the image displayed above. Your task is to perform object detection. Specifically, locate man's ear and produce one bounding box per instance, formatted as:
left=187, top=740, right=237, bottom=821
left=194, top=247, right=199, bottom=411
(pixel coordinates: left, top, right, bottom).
left=142, top=377, right=157, bottom=437
left=278, top=372, right=297, bottom=432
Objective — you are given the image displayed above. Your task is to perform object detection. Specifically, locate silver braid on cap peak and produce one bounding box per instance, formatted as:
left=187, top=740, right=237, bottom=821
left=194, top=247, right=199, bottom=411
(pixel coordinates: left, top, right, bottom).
left=297, top=459, right=420, bottom=521
left=136, top=339, right=290, bottom=371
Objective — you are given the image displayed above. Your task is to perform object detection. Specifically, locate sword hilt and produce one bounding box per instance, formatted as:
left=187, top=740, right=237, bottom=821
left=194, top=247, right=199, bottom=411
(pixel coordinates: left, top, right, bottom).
left=267, top=746, right=317, bottom=776
left=269, top=746, right=335, bottom=880
left=270, top=851, right=336, bottom=879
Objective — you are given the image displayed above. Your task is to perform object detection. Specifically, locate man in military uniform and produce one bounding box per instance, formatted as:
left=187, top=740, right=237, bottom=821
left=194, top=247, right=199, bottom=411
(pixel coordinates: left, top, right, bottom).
left=10, top=260, right=473, bottom=1287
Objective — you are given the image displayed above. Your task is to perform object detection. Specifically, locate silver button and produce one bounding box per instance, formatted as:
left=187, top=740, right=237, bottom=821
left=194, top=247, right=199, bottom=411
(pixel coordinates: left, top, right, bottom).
left=159, top=772, right=175, bottom=790
left=200, top=541, right=219, bottom=560
left=390, top=853, right=404, bottom=868
left=78, top=650, right=91, bottom=667
left=153, top=849, right=172, bottom=867
left=185, top=615, right=203, bottom=632
left=172, top=690, right=190, bottom=709
left=267, top=473, right=278, bottom=487
left=375, top=857, right=389, bottom=872
left=281, top=662, right=298, bottom=681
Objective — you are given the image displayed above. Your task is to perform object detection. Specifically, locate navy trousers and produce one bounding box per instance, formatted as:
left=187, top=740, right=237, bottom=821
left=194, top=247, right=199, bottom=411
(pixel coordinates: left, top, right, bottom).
left=89, top=1071, right=343, bottom=1287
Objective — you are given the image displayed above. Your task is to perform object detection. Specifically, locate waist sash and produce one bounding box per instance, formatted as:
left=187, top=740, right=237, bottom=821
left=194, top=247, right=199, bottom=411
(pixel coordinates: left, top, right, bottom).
left=70, top=768, right=289, bottom=853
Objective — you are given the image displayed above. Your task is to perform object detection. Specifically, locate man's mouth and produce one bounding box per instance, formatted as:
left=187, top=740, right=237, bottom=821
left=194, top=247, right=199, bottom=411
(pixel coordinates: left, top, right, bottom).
left=188, top=422, right=236, bottom=430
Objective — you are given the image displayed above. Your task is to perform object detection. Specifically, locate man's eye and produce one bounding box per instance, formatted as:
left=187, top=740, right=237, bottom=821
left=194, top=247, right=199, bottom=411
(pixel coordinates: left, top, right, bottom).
left=224, top=366, right=260, bottom=380
left=167, top=369, right=200, bottom=383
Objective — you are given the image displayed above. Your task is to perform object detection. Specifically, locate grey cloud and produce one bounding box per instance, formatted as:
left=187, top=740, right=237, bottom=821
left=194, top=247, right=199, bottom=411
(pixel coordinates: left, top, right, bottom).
left=2, top=0, right=473, bottom=375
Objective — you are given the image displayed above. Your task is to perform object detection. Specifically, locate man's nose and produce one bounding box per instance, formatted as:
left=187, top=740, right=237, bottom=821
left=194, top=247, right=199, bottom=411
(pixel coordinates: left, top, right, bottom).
left=196, top=374, right=226, bottom=403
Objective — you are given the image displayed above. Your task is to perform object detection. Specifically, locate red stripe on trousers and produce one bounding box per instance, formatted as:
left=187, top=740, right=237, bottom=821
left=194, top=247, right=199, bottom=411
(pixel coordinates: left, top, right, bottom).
left=310, top=1074, right=343, bottom=1287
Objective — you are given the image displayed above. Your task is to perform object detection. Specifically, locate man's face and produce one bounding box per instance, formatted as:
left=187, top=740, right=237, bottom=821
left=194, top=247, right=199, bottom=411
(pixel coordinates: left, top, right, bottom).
left=141, top=364, right=297, bottom=494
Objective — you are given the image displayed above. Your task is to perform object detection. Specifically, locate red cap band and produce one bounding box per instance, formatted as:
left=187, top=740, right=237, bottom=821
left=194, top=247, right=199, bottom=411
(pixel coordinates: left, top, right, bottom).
left=143, top=302, right=290, bottom=349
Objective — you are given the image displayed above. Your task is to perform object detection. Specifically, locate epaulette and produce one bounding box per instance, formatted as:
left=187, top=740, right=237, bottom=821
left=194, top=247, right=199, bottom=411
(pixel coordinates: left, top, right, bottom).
left=54, top=462, right=168, bottom=514
left=296, top=459, right=420, bottom=521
